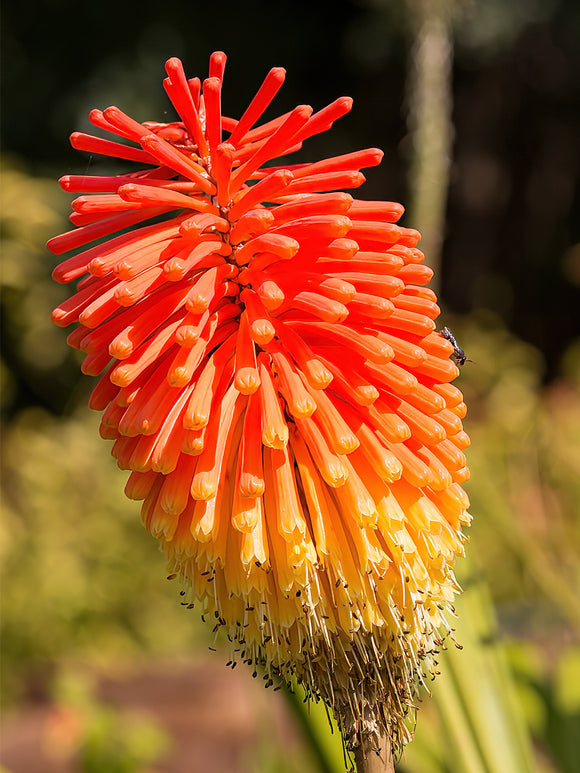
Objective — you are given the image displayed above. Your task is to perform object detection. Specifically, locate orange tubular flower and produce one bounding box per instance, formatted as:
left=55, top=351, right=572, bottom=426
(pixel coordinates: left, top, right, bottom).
left=50, top=52, right=470, bottom=756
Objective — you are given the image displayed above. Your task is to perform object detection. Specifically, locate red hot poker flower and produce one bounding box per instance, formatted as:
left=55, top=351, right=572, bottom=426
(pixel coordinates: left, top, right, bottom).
left=50, top=52, right=471, bottom=756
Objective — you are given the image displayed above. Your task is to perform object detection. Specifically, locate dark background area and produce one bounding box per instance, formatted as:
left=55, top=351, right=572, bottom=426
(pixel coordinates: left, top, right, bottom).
left=2, top=0, right=580, bottom=410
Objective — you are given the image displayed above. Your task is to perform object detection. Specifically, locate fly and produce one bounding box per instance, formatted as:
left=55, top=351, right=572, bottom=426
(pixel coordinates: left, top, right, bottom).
left=440, top=326, right=470, bottom=366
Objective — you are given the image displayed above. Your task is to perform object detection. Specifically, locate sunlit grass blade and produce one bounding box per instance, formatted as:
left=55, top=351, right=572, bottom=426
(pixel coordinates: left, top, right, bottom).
left=431, top=559, right=538, bottom=773
left=284, top=683, right=348, bottom=773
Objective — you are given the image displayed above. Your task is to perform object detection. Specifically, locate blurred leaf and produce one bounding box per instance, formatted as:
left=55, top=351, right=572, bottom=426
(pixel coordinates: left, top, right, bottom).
left=503, top=642, right=548, bottom=736
left=554, top=647, right=580, bottom=715
left=404, top=558, right=538, bottom=773
left=0, top=408, right=210, bottom=704
left=539, top=649, right=580, bottom=773
left=284, top=685, right=348, bottom=773
left=434, top=562, right=538, bottom=773
left=0, top=158, right=82, bottom=415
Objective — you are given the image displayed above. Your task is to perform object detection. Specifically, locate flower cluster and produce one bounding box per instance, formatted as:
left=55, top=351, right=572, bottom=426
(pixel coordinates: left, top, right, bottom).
left=50, top=52, right=470, bottom=753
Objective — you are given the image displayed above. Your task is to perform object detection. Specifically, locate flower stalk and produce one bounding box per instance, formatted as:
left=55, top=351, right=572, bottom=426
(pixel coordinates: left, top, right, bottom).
left=354, top=735, right=394, bottom=773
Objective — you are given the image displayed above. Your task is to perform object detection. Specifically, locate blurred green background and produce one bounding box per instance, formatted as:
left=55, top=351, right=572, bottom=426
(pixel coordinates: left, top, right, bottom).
left=1, top=1, right=579, bottom=771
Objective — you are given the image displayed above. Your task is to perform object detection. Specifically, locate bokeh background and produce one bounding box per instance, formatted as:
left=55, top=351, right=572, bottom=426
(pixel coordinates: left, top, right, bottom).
left=1, top=1, right=579, bottom=771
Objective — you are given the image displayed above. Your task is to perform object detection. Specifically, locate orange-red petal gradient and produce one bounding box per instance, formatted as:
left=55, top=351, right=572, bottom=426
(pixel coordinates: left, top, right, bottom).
left=51, top=51, right=471, bottom=754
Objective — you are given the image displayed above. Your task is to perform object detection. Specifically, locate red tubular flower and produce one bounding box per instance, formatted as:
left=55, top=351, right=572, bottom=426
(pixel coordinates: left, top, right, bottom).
left=50, top=52, right=471, bottom=756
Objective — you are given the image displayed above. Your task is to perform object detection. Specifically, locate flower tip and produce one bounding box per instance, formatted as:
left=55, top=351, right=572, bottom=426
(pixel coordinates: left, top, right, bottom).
left=165, top=57, right=185, bottom=77
left=203, top=75, right=222, bottom=91
left=270, top=66, right=287, bottom=83
left=249, top=319, right=276, bottom=346
left=191, top=472, right=217, bottom=501
left=258, top=281, right=285, bottom=310
left=50, top=307, right=68, bottom=326
left=328, top=238, right=359, bottom=259
left=209, top=50, right=227, bottom=81
left=234, top=367, right=261, bottom=394
left=167, top=367, right=192, bottom=388
left=292, top=397, right=317, bottom=419
left=50, top=265, right=67, bottom=283
left=336, top=215, right=353, bottom=236
left=354, top=385, right=380, bottom=405
left=369, top=148, right=385, bottom=165
left=239, top=473, right=266, bottom=498
left=108, top=339, right=132, bottom=360
left=232, top=509, right=259, bottom=533
left=216, top=141, right=235, bottom=159
left=296, top=104, right=314, bottom=121
left=139, top=134, right=160, bottom=151
left=183, top=410, right=209, bottom=432
left=109, top=366, right=132, bottom=389
left=117, top=183, right=140, bottom=202
left=114, top=285, right=138, bottom=306
left=58, top=175, right=73, bottom=191
left=305, top=361, right=333, bottom=389
left=337, top=434, right=360, bottom=454
left=262, top=425, right=289, bottom=450
left=323, top=459, right=349, bottom=487
left=101, top=106, right=122, bottom=128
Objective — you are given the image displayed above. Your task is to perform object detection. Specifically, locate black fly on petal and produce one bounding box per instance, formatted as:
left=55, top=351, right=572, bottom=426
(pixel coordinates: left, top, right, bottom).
left=440, top=326, right=470, bottom=366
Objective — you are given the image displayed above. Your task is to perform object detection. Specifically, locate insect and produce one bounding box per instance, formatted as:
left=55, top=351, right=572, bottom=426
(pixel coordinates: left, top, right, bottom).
left=440, top=326, right=470, bottom=366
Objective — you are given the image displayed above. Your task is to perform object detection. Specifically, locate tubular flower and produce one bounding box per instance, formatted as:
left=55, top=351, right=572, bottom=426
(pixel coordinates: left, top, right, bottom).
left=50, top=52, right=470, bottom=755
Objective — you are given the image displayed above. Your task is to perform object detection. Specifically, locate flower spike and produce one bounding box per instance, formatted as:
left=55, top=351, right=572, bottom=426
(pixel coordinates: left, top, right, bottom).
left=50, top=52, right=471, bottom=760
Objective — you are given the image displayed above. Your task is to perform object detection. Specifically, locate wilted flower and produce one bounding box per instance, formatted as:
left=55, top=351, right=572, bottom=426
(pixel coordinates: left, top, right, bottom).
left=50, top=52, right=470, bottom=758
